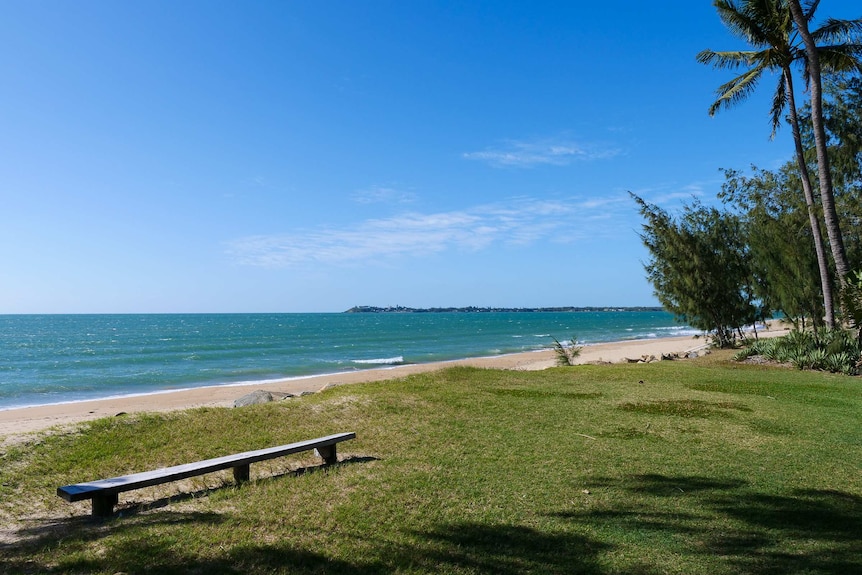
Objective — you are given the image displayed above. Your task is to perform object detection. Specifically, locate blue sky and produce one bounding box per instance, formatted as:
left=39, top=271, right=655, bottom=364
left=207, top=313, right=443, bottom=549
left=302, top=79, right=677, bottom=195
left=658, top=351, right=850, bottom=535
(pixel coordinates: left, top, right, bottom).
left=2, top=1, right=858, bottom=313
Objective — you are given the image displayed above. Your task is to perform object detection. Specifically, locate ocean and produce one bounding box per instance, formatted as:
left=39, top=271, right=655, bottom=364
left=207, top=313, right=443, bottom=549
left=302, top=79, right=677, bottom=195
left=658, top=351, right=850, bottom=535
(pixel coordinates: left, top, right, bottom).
left=0, top=312, right=697, bottom=410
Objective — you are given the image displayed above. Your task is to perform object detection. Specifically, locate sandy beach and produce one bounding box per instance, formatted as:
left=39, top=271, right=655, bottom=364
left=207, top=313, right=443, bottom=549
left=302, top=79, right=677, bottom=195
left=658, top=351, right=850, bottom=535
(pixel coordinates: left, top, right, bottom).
left=0, top=329, right=788, bottom=441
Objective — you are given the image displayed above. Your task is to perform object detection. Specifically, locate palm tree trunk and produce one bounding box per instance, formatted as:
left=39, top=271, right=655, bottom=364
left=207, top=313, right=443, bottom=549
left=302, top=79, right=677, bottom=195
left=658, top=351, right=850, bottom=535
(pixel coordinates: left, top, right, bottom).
left=788, top=0, right=851, bottom=285
left=785, top=70, right=835, bottom=328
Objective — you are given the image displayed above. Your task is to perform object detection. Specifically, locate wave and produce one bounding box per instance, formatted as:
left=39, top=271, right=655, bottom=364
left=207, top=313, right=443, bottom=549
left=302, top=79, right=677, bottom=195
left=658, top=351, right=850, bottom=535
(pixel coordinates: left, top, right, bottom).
left=352, top=356, right=405, bottom=365
left=653, top=326, right=704, bottom=336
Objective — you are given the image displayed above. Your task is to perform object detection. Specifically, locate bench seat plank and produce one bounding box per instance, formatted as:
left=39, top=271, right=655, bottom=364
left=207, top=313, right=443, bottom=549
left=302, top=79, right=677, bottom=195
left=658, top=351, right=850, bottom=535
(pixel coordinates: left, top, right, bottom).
left=58, top=432, right=355, bottom=505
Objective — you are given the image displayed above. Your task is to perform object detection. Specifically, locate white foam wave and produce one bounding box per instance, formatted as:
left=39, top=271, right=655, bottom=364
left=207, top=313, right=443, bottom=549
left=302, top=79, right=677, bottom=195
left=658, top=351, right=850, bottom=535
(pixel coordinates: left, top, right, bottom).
left=657, top=328, right=703, bottom=337
left=352, top=356, right=404, bottom=365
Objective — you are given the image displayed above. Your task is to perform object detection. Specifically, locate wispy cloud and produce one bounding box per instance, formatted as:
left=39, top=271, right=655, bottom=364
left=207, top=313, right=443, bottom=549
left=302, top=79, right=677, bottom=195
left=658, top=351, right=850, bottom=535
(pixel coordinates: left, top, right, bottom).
left=628, top=178, right=722, bottom=204
left=351, top=185, right=417, bottom=205
left=226, top=196, right=631, bottom=268
left=636, top=180, right=724, bottom=207
left=463, top=137, right=620, bottom=168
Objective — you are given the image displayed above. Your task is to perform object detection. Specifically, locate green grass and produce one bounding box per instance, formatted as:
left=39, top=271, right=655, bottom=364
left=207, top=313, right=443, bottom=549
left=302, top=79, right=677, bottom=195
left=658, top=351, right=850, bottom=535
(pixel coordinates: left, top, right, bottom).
left=1, top=353, right=860, bottom=574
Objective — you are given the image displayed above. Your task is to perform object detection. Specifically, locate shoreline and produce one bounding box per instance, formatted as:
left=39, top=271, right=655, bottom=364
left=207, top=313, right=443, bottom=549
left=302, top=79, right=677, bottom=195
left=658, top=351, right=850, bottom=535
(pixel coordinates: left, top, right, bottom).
left=0, top=328, right=788, bottom=441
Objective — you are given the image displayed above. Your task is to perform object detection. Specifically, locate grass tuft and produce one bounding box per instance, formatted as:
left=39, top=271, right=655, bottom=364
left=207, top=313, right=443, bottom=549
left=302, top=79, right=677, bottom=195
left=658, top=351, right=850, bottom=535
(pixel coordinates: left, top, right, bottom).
left=617, top=399, right=751, bottom=418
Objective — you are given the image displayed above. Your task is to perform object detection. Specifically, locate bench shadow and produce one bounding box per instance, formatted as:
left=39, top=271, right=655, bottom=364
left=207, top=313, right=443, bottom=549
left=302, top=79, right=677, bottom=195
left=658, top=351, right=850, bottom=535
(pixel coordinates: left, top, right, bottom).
left=0, top=510, right=226, bottom=574
left=1, top=455, right=382, bottom=573
left=1, top=455, right=378, bottom=538
left=117, top=454, right=380, bottom=518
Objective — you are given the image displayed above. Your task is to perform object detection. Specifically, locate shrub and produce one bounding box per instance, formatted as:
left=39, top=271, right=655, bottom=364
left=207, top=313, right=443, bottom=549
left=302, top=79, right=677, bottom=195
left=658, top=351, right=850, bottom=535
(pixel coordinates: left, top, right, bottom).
left=734, top=328, right=861, bottom=375
left=732, top=348, right=756, bottom=361
left=552, top=336, right=582, bottom=366
left=825, top=352, right=854, bottom=375
left=839, top=270, right=862, bottom=345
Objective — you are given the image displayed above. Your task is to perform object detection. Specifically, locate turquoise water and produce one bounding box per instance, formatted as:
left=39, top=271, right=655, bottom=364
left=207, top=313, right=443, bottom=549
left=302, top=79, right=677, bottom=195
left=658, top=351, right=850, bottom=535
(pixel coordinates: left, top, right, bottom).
left=0, top=312, right=695, bottom=409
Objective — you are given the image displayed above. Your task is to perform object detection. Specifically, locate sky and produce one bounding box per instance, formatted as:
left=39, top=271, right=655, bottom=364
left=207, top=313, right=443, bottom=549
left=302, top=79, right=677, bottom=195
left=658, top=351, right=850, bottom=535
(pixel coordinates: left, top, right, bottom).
left=2, top=0, right=859, bottom=314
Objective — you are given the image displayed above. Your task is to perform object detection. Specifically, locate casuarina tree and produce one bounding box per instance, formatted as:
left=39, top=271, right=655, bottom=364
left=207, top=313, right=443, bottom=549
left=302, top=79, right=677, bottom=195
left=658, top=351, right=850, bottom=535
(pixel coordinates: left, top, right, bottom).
left=631, top=193, right=758, bottom=348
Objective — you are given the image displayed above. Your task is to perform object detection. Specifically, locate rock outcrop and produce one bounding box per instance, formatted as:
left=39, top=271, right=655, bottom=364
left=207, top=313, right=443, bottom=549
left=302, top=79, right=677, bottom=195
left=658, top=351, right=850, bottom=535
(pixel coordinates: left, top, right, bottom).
left=233, top=390, right=294, bottom=408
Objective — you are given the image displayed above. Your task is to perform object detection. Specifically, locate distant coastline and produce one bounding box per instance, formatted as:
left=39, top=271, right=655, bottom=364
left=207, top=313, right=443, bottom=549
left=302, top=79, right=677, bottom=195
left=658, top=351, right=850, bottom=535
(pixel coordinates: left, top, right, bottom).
left=345, top=305, right=666, bottom=313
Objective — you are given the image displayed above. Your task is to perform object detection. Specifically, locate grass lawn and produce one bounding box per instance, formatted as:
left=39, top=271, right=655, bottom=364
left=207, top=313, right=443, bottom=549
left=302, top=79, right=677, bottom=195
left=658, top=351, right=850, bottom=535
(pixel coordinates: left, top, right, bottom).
left=1, top=351, right=860, bottom=574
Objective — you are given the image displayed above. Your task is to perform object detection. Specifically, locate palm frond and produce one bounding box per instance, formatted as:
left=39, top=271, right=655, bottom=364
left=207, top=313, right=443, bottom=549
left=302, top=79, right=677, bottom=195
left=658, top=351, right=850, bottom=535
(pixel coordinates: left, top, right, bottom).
left=800, top=46, right=812, bottom=89
left=696, top=49, right=758, bottom=69
left=801, top=0, right=820, bottom=21
left=700, top=0, right=856, bottom=132
left=752, top=45, right=793, bottom=69
left=708, top=65, right=766, bottom=115
left=816, top=44, right=862, bottom=74
left=770, top=72, right=788, bottom=137
left=811, top=17, right=862, bottom=44
left=714, top=0, right=773, bottom=47
left=752, top=0, right=794, bottom=49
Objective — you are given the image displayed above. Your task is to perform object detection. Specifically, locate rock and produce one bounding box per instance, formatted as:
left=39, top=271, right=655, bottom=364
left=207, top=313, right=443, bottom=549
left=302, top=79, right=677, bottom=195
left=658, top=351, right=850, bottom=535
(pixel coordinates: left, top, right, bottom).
left=686, top=351, right=699, bottom=359
left=234, top=390, right=274, bottom=407
left=233, top=390, right=294, bottom=408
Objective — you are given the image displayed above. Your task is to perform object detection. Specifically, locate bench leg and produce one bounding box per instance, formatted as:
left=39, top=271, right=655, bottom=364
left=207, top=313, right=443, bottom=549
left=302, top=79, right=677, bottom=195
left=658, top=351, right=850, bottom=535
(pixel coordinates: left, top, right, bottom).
left=315, top=445, right=338, bottom=465
left=233, top=464, right=250, bottom=483
left=92, top=493, right=118, bottom=517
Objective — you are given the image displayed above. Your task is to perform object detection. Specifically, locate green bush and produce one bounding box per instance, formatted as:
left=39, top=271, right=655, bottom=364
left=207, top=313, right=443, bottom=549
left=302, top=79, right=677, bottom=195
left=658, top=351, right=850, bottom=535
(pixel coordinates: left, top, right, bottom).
left=551, top=336, right=582, bottom=366
left=732, top=348, right=755, bottom=361
left=735, top=328, right=861, bottom=375
left=839, top=270, right=862, bottom=344
left=825, top=352, right=854, bottom=375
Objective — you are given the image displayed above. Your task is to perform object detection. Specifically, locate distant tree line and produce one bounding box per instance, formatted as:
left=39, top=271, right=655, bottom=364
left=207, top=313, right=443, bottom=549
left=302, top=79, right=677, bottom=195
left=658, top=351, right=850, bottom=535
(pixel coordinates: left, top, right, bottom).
left=345, top=306, right=665, bottom=314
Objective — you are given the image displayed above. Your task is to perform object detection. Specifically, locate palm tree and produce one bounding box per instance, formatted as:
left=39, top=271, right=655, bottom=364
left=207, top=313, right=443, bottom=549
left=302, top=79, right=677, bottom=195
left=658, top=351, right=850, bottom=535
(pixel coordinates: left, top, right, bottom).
left=697, top=0, right=841, bottom=326
left=787, top=0, right=862, bottom=286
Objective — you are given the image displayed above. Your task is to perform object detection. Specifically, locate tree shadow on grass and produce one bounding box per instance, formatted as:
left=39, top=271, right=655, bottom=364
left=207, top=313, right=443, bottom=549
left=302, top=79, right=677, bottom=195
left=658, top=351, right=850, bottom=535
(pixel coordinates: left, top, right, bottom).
left=4, top=471, right=858, bottom=574
left=1, top=508, right=387, bottom=575
left=3, top=532, right=386, bottom=575
left=552, top=474, right=862, bottom=575
left=408, top=522, right=608, bottom=574
left=711, top=488, right=862, bottom=574
left=0, top=510, right=226, bottom=574
left=1, top=515, right=609, bottom=574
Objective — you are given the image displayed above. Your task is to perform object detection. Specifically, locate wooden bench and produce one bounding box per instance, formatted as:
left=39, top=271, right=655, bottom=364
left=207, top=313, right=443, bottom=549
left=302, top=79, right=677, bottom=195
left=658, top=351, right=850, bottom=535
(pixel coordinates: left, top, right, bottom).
left=57, top=432, right=356, bottom=517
